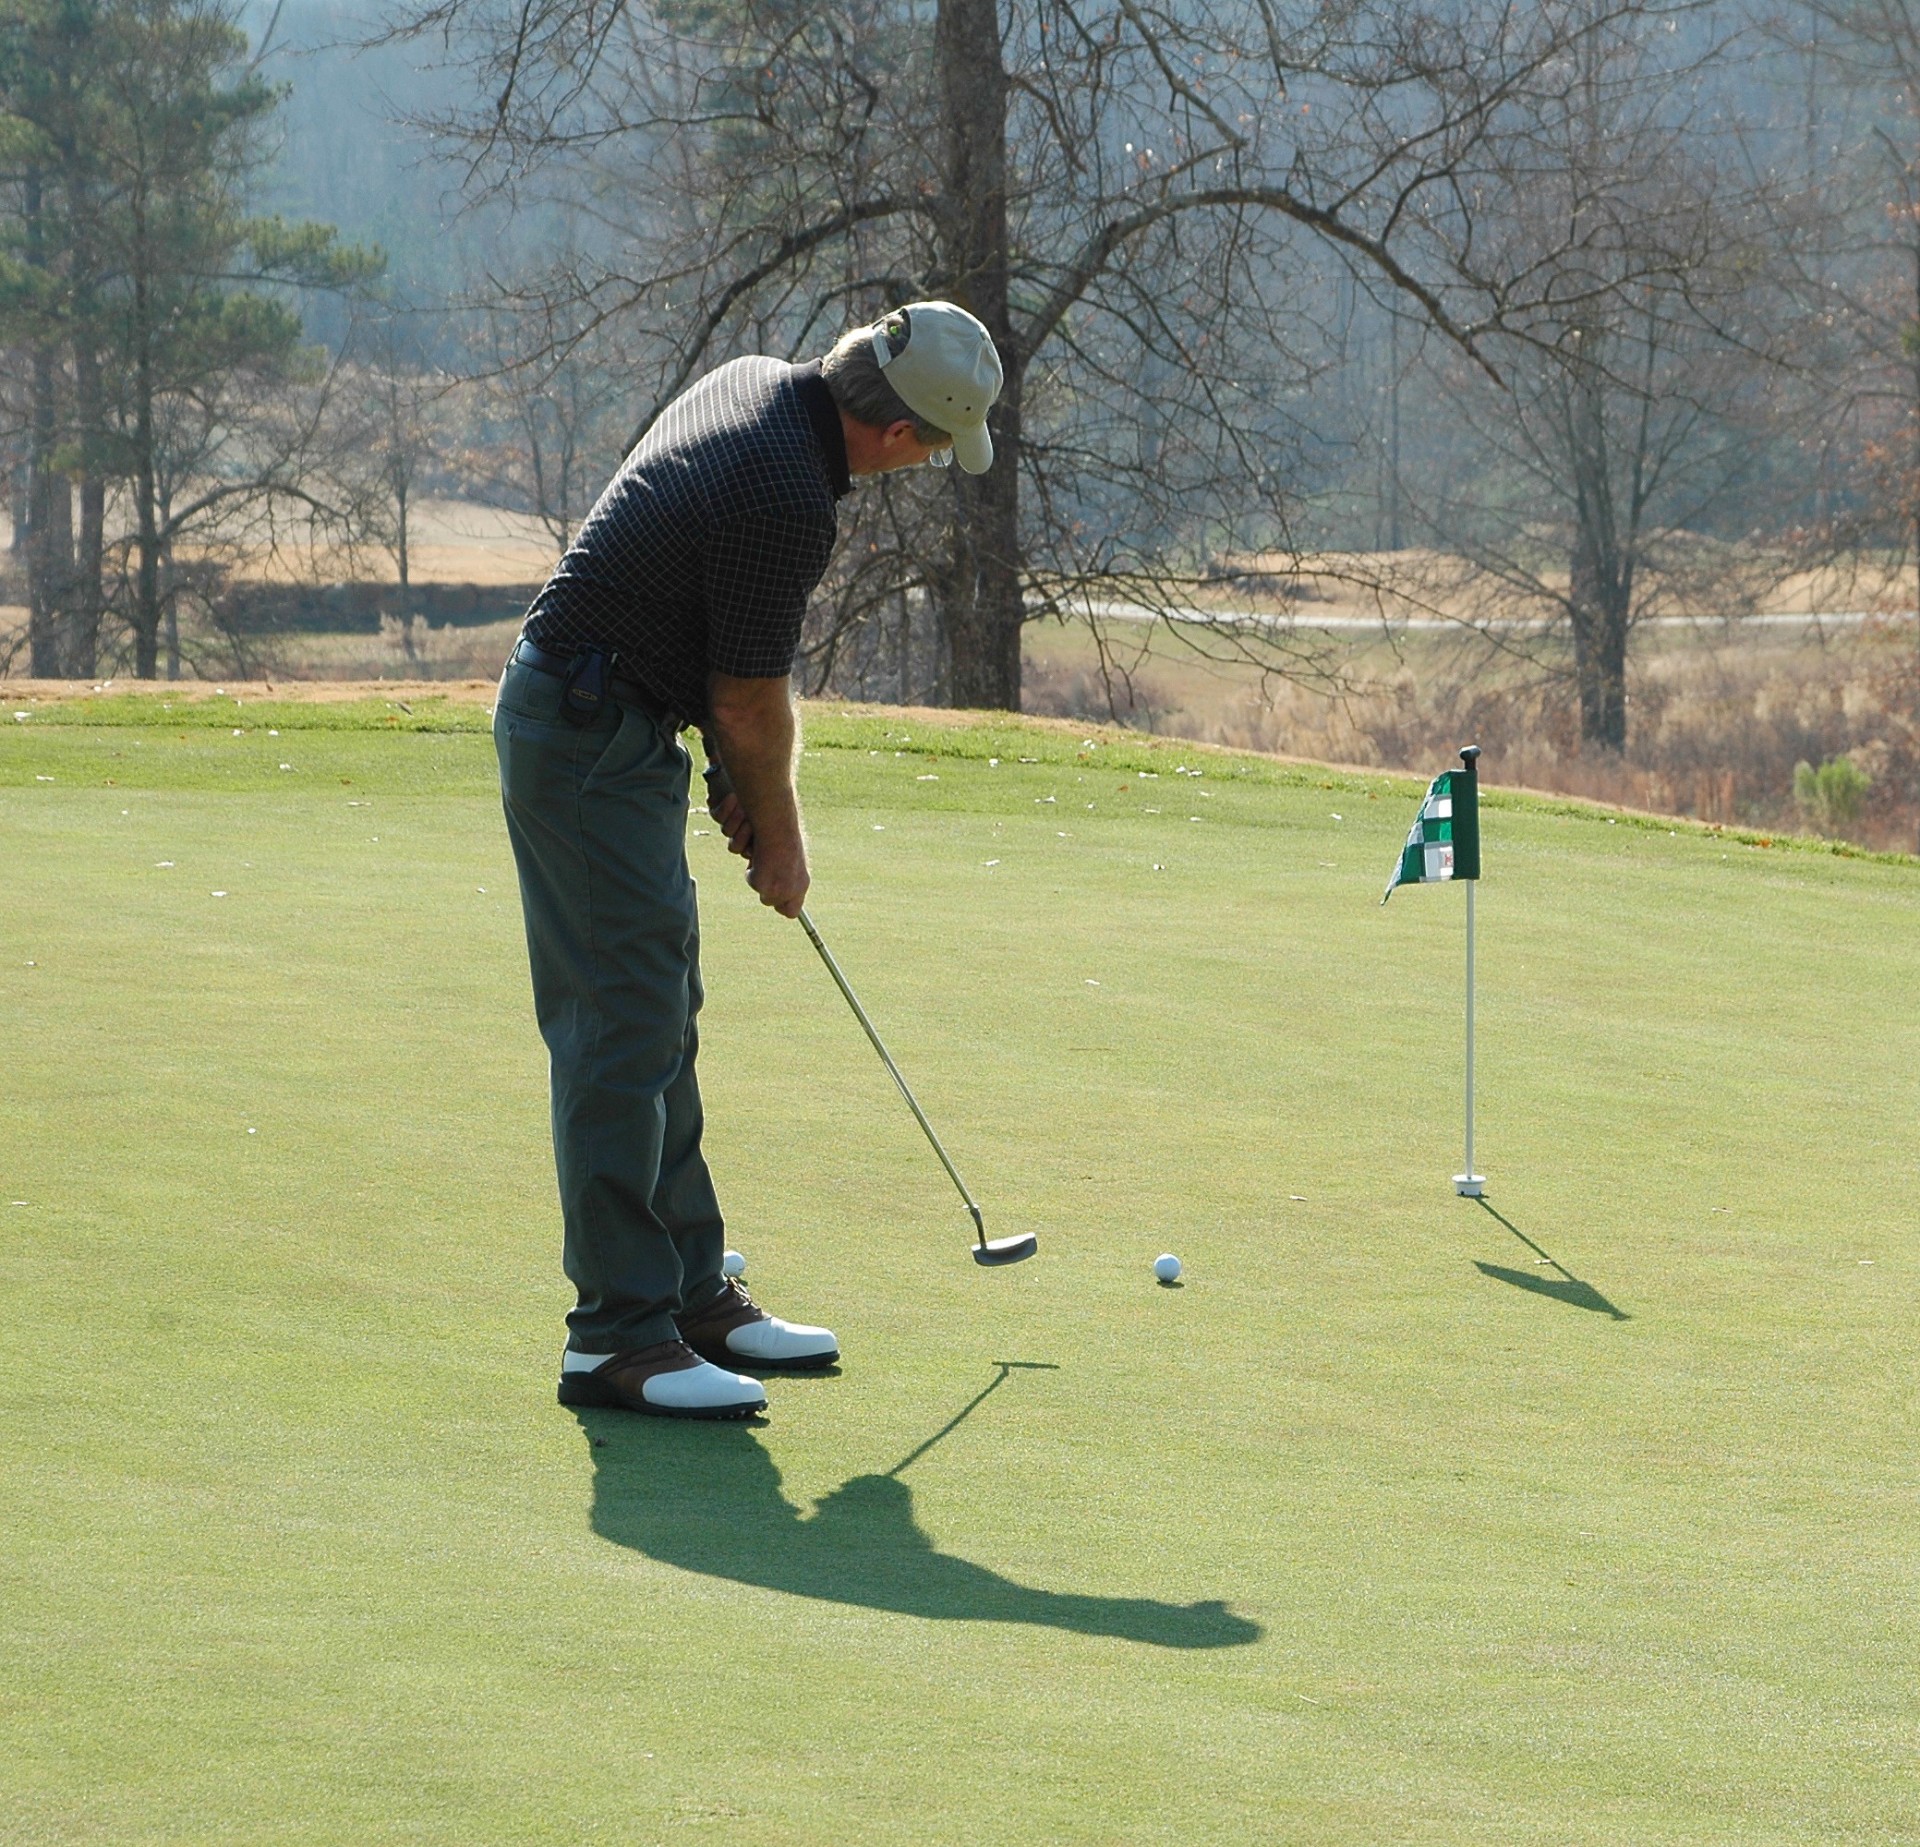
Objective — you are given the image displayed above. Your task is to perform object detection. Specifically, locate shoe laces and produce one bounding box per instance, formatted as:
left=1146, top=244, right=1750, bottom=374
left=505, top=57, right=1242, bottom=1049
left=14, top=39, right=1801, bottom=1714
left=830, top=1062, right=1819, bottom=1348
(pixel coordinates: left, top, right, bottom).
left=681, top=1275, right=761, bottom=1335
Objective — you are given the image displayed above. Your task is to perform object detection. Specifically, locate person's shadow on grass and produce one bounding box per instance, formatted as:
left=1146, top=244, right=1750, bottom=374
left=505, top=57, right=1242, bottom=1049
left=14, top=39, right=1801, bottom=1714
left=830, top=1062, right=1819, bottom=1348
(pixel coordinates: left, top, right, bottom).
left=572, top=1384, right=1260, bottom=1650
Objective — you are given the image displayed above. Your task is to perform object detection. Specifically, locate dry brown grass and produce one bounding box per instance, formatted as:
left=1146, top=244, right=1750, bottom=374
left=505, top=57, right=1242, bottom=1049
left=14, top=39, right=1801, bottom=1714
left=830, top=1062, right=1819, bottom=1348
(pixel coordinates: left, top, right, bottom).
left=1025, top=615, right=1920, bottom=852
left=0, top=500, right=561, bottom=589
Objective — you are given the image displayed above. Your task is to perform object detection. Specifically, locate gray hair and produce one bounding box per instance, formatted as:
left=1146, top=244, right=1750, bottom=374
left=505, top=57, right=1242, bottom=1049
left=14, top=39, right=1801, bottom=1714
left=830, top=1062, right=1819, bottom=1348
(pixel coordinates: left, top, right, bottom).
left=820, top=312, right=951, bottom=445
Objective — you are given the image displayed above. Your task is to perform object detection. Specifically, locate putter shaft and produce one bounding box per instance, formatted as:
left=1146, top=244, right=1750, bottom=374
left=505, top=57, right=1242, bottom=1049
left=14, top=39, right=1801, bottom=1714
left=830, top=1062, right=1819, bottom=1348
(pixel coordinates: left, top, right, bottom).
left=796, top=907, right=988, bottom=1246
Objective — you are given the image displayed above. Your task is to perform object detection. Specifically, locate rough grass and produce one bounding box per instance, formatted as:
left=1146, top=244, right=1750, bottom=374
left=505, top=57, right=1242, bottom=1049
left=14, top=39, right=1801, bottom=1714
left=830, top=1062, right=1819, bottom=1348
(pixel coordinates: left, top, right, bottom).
left=3, top=702, right=1919, bottom=1844
left=1026, top=616, right=1920, bottom=852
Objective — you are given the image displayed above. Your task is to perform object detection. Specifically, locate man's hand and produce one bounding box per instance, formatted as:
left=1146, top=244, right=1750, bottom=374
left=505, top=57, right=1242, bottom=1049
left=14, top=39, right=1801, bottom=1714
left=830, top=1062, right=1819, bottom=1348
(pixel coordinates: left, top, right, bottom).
left=708, top=786, right=754, bottom=858
left=706, top=672, right=811, bottom=919
left=701, top=737, right=753, bottom=856
left=745, top=838, right=810, bottom=917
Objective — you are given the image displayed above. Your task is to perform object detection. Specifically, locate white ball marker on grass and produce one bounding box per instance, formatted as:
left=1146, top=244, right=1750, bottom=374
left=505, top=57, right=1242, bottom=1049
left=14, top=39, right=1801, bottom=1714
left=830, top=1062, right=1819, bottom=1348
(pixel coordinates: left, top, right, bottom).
left=1153, top=1253, right=1183, bottom=1284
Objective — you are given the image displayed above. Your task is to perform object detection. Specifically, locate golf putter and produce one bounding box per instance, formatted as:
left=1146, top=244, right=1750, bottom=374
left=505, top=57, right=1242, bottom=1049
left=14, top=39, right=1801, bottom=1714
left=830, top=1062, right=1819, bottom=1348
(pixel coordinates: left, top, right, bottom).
left=796, top=908, right=1036, bottom=1267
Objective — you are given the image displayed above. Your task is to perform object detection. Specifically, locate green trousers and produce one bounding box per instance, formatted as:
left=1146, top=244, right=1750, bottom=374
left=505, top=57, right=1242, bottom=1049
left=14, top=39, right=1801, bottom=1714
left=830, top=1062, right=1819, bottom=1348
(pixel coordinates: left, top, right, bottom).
left=494, top=657, right=727, bottom=1353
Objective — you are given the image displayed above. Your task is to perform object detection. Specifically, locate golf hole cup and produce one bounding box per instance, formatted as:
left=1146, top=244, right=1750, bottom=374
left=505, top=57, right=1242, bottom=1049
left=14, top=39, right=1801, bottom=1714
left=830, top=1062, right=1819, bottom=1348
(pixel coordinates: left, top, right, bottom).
left=1153, top=1253, right=1183, bottom=1284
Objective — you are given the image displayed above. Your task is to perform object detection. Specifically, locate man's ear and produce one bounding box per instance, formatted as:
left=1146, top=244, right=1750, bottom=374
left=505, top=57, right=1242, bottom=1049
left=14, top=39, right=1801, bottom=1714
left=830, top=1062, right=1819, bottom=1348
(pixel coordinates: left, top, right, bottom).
left=884, top=418, right=918, bottom=446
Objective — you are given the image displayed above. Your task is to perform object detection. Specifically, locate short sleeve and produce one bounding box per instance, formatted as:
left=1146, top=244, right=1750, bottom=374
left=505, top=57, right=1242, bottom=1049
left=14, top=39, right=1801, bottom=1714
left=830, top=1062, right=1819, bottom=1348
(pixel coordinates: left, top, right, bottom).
left=703, top=511, right=835, bottom=678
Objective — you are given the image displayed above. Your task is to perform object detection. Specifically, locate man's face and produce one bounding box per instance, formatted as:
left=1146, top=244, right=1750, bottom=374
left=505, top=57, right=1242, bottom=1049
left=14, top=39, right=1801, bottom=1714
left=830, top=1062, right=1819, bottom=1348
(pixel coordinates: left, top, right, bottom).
left=875, top=422, right=950, bottom=474
left=842, top=412, right=962, bottom=478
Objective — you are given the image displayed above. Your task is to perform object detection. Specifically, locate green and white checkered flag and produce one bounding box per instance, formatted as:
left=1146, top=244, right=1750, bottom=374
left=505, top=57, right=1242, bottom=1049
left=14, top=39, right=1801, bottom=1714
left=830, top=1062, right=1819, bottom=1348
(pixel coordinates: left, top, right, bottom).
left=1379, top=745, right=1488, bottom=1195
left=1381, top=748, right=1480, bottom=904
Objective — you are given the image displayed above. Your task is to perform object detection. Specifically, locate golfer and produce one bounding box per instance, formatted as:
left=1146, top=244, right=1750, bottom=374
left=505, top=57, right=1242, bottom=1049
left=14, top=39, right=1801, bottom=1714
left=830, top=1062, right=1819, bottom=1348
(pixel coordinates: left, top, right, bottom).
left=495, top=301, right=1003, bottom=1420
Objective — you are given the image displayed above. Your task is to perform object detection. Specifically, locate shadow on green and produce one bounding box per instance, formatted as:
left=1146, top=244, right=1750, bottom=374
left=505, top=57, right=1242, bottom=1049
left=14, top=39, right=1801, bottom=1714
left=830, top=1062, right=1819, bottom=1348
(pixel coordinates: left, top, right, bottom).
left=573, top=1363, right=1262, bottom=1650
left=1473, top=1198, right=1631, bottom=1321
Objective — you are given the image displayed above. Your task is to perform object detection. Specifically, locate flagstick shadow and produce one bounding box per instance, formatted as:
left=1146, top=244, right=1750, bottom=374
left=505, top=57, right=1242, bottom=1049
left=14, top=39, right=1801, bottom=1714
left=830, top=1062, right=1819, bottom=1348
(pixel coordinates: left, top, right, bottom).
left=1472, top=1198, right=1631, bottom=1321
left=573, top=1363, right=1262, bottom=1650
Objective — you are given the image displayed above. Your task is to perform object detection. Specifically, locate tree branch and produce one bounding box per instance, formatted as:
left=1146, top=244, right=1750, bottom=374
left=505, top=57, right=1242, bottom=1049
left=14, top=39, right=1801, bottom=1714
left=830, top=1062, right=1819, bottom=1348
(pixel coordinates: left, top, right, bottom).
left=1020, top=186, right=1505, bottom=386
left=618, top=194, right=924, bottom=454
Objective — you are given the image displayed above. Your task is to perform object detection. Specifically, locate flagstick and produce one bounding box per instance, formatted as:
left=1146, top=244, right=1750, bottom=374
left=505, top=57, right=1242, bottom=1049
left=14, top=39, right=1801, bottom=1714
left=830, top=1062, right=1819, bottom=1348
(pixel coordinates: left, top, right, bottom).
left=1453, top=880, right=1486, bottom=1196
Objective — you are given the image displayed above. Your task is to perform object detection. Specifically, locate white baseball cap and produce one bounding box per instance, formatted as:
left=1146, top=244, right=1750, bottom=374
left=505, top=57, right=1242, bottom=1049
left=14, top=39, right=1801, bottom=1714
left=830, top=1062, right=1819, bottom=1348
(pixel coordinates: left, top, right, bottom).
left=869, top=300, right=1003, bottom=474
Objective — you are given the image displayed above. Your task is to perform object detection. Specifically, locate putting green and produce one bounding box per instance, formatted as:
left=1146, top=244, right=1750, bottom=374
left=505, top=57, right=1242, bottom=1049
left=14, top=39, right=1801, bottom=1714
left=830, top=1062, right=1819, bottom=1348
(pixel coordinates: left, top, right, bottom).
left=2, top=694, right=1916, bottom=1844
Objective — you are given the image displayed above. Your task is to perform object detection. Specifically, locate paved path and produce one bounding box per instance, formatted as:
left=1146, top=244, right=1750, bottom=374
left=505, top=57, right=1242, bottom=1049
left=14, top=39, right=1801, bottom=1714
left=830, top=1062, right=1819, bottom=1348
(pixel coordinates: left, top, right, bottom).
left=1068, top=598, right=1918, bottom=634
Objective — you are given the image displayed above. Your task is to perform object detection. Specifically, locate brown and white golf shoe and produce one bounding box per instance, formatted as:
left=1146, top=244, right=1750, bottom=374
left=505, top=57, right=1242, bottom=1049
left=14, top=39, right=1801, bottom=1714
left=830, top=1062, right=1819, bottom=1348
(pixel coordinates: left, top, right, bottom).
left=556, top=1338, right=767, bottom=1420
left=676, top=1278, right=840, bottom=1373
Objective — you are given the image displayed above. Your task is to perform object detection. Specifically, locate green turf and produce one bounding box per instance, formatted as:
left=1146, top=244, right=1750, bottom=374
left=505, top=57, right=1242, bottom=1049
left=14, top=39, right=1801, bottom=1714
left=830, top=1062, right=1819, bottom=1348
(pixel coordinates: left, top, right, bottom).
left=3, top=698, right=1918, bottom=1844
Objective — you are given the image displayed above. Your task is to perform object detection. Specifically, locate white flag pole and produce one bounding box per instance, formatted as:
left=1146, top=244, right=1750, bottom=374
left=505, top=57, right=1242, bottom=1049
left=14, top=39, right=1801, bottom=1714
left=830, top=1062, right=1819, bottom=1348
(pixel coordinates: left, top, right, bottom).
left=1453, top=878, right=1485, bottom=1196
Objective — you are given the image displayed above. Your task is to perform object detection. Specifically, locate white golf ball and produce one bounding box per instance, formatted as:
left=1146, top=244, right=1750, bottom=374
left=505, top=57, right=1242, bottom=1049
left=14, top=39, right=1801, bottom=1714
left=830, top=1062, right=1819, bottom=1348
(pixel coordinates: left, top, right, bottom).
left=722, top=1249, right=747, bottom=1278
left=1153, top=1252, right=1183, bottom=1283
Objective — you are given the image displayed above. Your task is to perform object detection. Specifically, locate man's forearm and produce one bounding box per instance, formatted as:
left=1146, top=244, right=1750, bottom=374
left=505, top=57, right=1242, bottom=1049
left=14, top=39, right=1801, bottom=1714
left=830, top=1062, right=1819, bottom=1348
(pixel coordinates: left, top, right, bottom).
left=706, top=672, right=809, bottom=915
left=706, top=674, right=803, bottom=852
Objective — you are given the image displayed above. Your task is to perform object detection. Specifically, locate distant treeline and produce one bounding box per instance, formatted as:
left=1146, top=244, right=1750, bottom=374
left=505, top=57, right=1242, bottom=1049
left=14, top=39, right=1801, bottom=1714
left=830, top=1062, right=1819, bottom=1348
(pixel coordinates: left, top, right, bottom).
left=4, top=0, right=1917, bottom=768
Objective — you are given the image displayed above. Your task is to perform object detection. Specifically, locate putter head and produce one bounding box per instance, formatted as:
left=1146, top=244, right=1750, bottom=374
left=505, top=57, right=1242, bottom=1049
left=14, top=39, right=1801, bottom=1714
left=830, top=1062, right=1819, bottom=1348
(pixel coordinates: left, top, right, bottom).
left=973, top=1233, right=1038, bottom=1267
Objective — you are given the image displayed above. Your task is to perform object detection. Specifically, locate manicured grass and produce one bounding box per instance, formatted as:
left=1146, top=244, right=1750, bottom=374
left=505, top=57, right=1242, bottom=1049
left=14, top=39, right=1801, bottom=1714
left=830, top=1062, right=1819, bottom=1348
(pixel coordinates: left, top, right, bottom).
left=3, top=694, right=1918, bottom=1844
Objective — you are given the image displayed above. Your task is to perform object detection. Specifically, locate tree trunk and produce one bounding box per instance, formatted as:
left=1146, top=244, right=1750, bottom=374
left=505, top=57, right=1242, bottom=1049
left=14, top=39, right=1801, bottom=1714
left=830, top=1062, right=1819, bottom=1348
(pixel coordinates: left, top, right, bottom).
left=932, top=0, right=1022, bottom=712
left=1570, top=533, right=1629, bottom=751
left=1564, top=347, right=1629, bottom=751
left=25, top=343, right=74, bottom=678
left=132, top=450, right=160, bottom=678
left=23, top=172, right=78, bottom=678
left=69, top=338, right=106, bottom=678
left=130, top=220, right=162, bottom=680
left=944, top=382, right=1023, bottom=708
left=160, top=521, right=179, bottom=680
left=1387, top=313, right=1403, bottom=551
left=60, top=159, right=108, bottom=677
left=395, top=466, right=411, bottom=604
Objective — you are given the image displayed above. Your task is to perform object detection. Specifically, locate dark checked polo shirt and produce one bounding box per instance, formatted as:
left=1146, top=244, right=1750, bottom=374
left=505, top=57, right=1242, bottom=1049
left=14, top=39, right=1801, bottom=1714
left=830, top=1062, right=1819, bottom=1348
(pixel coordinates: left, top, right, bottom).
left=521, top=356, right=851, bottom=725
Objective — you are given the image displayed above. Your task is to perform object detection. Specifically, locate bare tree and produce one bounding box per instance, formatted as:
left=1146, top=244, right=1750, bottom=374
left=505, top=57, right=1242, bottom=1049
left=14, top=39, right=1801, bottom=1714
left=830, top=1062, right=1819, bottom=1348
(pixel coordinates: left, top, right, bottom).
left=387, top=0, right=1725, bottom=711
left=456, top=297, right=632, bottom=549
left=1793, top=0, right=1920, bottom=603
left=1372, top=10, right=1816, bottom=751
left=339, top=291, right=456, bottom=632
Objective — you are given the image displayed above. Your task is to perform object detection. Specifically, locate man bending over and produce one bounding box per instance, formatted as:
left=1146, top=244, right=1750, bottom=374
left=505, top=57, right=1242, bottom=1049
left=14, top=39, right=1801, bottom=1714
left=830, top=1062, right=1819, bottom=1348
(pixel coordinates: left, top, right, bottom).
left=493, top=302, right=1004, bottom=1420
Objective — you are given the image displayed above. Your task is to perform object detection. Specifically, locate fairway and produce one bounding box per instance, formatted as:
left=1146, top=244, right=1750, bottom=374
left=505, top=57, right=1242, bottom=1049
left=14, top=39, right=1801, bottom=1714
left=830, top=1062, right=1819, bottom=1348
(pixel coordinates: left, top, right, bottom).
left=3, top=692, right=1917, bottom=1844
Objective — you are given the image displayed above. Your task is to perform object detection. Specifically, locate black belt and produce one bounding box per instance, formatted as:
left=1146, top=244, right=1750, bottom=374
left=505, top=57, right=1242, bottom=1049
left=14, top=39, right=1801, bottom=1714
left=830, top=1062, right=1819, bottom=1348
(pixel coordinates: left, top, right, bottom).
left=510, top=638, right=684, bottom=728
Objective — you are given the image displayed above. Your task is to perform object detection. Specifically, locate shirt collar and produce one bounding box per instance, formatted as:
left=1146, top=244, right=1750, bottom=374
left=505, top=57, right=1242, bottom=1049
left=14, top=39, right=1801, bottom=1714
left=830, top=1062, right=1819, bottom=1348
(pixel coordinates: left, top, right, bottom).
left=792, top=360, right=852, bottom=500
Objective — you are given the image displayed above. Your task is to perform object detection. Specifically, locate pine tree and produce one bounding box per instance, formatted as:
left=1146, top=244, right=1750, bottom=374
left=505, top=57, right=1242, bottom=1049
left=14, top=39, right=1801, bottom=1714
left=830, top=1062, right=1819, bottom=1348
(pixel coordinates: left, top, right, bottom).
left=0, top=0, right=380, bottom=677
